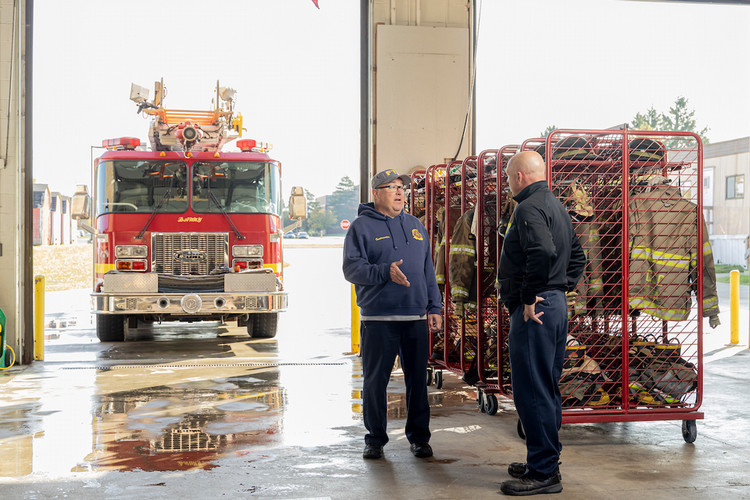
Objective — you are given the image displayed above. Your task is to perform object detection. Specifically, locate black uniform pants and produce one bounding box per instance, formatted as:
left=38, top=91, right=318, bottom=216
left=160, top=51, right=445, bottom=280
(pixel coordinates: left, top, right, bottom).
left=508, top=290, right=567, bottom=478
left=361, top=320, right=430, bottom=447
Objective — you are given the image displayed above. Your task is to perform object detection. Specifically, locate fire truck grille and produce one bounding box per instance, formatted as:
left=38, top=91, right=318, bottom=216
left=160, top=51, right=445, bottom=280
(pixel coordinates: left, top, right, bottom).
left=152, top=233, right=228, bottom=275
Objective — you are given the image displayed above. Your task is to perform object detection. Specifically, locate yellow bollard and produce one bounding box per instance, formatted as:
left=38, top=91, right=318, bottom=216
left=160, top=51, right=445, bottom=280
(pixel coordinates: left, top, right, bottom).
left=730, top=270, right=739, bottom=345
left=351, top=283, right=360, bottom=354
left=34, top=275, right=45, bottom=361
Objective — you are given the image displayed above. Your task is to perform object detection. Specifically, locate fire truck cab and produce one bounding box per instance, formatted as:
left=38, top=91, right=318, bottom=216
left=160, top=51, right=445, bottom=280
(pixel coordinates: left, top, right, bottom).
left=73, top=80, right=305, bottom=342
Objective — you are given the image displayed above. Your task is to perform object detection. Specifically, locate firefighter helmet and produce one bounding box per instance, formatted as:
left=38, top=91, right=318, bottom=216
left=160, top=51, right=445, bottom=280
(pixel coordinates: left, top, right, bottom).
left=552, top=136, right=594, bottom=161
left=629, top=138, right=666, bottom=165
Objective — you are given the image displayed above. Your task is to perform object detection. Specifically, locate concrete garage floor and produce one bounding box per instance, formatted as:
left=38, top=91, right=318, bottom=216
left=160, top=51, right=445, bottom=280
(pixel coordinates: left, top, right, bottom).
left=0, top=324, right=748, bottom=499
left=1, top=245, right=749, bottom=499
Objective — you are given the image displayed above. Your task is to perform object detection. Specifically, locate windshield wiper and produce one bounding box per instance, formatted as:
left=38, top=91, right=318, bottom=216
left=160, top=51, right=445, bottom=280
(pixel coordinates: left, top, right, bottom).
left=136, top=190, right=171, bottom=239
left=208, top=190, right=245, bottom=240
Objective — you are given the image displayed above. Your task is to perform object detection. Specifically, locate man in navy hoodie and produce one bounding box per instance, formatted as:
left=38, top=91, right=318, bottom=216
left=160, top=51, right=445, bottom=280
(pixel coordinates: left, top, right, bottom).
left=343, top=169, right=443, bottom=460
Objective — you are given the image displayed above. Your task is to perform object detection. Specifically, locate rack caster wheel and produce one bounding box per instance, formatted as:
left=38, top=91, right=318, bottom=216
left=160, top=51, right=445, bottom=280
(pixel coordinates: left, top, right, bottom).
left=477, top=390, right=486, bottom=413
left=435, top=370, right=443, bottom=389
left=484, top=394, right=498, bottom=416
left=682, top=420, right=697, bottom=443
left=426, top=368, right=433, bottom=386
left=517, top=419, right=526, bottom=440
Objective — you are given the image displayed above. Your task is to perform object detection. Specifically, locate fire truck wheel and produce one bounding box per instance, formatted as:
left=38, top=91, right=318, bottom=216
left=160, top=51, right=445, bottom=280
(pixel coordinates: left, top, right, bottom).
left=96, top=315, right=126, bottom=342
left=248, top=313, right=278, bottom=339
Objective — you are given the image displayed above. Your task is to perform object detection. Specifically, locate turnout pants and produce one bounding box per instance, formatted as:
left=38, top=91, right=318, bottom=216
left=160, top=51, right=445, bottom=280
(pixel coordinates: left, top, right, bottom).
left=508, top=290, right=567, bottom=478
left=361, top=320, right=431, bottom=446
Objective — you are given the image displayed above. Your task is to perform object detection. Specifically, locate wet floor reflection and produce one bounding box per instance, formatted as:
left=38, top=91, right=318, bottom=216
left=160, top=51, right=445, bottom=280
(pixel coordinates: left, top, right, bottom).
left=348, top=358, right=485, bottom=420
left=0, top=402, right=41, bottom=477
left=74, top=367, right=284, bottom=472
left=0, top=321, right=496, bottom=477
left=98, top=322, right=280, bottom=362
left=2, top=249, right=505, bottom=478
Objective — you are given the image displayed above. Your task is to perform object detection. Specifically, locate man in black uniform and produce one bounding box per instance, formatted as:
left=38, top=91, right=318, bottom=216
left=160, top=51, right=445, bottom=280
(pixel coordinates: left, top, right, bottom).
left=496, top=151, right=586, bottom=496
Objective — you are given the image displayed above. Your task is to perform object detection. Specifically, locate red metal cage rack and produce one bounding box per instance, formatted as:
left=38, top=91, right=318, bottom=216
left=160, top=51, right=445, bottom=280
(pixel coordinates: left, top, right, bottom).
left=423, top=129, right=708, bottom=442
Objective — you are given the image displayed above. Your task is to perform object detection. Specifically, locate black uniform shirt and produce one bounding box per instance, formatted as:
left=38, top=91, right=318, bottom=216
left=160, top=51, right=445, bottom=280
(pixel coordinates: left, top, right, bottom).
left=497, top=180, right=587, bottom=314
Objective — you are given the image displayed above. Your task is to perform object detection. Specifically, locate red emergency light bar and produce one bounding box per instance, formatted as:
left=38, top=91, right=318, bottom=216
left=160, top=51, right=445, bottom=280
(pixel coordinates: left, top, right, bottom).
left=102, top=137, right=141, bottom=150
left=236, top=139, right=273, bottom=153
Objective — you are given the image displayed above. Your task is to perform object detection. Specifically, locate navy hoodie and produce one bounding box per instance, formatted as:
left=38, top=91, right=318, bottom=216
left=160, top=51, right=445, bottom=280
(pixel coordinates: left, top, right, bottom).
left=343, top=203, right=442, bottom=318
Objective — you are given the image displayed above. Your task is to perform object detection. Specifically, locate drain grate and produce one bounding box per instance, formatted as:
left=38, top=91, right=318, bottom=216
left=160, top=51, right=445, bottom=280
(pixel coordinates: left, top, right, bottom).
left=63, top=361, right=347, bottom=370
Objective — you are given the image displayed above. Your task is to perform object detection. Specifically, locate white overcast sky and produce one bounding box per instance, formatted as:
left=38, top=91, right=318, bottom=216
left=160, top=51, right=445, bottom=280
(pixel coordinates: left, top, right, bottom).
left=33, top=0, right=750, bottom=198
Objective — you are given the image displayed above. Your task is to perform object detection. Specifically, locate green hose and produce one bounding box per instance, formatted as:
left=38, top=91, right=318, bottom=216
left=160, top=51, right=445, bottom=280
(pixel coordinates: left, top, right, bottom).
left=0, top=307, right=7, bottom=369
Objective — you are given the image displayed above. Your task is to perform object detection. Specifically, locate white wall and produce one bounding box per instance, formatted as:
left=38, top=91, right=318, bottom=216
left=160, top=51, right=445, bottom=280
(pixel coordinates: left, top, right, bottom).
left=371, top=0, right=472, bottom=177
left=710, top=235, right=748, bottom=267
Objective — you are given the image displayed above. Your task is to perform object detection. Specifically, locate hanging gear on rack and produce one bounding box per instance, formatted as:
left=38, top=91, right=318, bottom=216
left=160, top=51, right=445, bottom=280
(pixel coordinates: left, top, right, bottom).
left=433, top=205, right=462, bottom=289
left=498, top=188, right=517, bottom=236
left=628, top=183, right=720, bottom=322
left=449, top=208, right=478, bottom=314
left=554, top=180, right=604, bottom=316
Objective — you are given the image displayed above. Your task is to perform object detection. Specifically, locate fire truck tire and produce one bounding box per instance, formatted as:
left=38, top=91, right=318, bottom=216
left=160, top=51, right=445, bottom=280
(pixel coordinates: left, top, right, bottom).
left=248, top=313, right=278, bottom=339
left=97, top=315, right=126, bottom=342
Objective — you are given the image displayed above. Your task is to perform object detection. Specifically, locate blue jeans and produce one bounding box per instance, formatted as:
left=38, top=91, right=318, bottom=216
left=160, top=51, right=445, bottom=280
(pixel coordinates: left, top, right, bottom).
left=361, top=320, right=430, bottom=446
left=508, top=290, right=567, bottom=478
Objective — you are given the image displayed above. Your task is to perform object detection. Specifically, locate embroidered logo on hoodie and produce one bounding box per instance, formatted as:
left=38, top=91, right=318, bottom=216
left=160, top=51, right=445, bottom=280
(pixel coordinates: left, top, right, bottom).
left=412, top=229, right=423, bottom=241
left=375, top=236, right=391, bottom=241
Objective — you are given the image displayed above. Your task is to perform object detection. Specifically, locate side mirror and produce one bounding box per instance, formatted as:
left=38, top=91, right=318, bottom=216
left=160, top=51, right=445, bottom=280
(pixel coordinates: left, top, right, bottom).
left=72, top=185, right=90, bottom=220
left=288, top=186, right=307, bottom=220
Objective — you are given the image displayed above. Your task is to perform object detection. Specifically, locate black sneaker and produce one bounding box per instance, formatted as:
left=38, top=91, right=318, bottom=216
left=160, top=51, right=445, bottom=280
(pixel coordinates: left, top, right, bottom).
left=410, top=442, right=433, bottom=458
left=363, top=444, right=383, bottom=459
left=499, top=474, right=562, bottom=496
left=508, top=462, right=527, bottom=478
left=508, top=463, right=562, bottom=480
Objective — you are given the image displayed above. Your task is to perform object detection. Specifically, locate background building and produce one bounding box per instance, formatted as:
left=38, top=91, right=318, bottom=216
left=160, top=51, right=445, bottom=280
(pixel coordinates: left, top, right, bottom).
left=33, top=184, right=51, bottom=246
left=704, top=137, right=750, bottom=266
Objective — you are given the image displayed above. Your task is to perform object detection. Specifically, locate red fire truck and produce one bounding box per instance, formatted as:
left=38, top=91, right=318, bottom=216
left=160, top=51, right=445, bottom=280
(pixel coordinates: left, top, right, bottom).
left=73, top=80, right=306, bottom=342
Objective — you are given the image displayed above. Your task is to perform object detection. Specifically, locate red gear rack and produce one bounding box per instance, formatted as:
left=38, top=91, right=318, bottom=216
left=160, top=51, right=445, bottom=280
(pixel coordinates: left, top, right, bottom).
left=423, top=129, right=706, bottom=442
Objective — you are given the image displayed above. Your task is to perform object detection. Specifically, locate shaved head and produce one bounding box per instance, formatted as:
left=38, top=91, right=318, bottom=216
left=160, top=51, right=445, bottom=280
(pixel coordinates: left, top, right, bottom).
left=506, top=151, right=547, bottom=195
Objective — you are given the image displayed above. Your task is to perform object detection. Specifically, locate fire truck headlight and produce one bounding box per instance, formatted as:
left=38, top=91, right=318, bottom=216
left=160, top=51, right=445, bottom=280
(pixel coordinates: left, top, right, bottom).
left=233, top=245, right=263, bottom=258
left=115, top=245, right=148, bottom=258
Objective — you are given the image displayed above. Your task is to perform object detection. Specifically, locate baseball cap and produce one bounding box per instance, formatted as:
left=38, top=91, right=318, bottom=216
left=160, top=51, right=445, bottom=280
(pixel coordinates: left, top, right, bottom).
left=371, top=169, right=411, bottom=189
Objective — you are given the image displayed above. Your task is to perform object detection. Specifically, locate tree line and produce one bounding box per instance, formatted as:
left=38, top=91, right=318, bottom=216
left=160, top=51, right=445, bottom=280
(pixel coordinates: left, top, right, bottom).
left=540, top=96, right=710, bottom=145
left=283, top=176, right=359, bottom=236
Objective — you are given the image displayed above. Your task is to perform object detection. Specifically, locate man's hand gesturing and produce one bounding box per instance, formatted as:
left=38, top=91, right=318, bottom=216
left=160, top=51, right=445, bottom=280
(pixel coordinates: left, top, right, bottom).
left=390, top=259, right=410, bottom=287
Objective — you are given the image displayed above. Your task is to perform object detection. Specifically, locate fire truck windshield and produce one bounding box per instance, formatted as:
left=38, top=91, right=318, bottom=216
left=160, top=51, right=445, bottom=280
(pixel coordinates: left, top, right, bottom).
left=192, top=161, right=280, bottom=215
left=96, top=160, right=189, bottom=215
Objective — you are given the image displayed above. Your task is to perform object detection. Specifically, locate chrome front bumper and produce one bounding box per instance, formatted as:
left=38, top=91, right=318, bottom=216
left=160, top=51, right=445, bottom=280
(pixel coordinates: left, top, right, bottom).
left=92, top=292, right=288, bottom=315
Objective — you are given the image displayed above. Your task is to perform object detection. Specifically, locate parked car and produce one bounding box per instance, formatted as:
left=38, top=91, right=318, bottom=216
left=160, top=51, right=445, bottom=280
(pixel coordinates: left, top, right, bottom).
left=283, top=232, right=296, bottom=239
left=297, top=232, right=309, bottom=239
